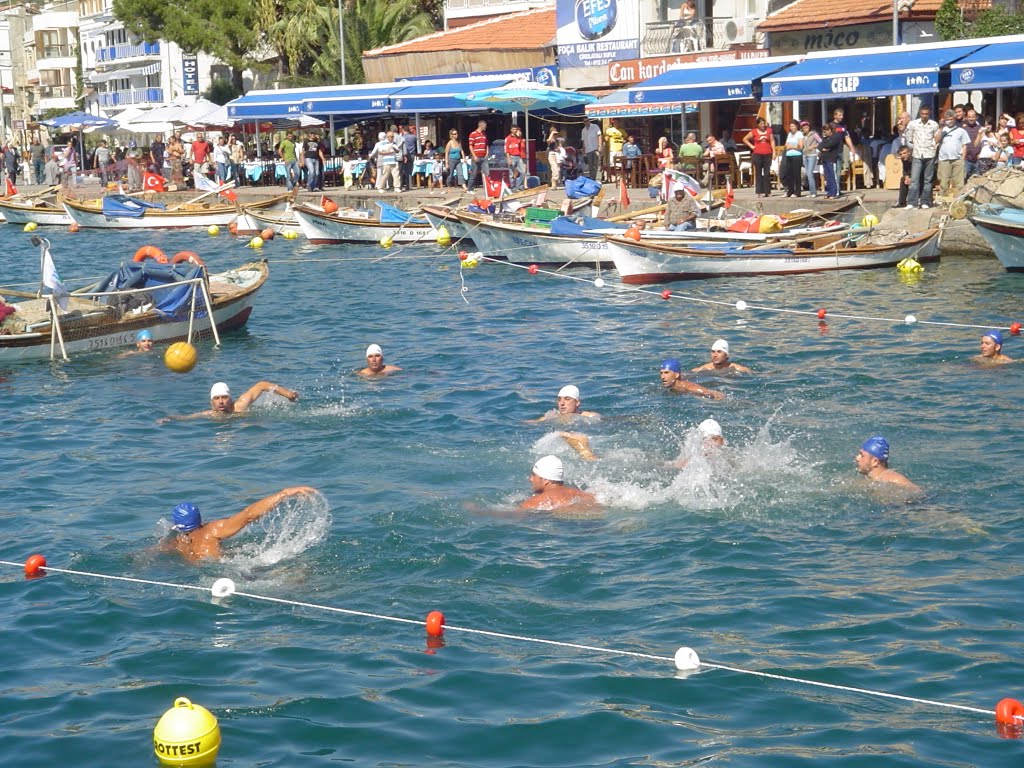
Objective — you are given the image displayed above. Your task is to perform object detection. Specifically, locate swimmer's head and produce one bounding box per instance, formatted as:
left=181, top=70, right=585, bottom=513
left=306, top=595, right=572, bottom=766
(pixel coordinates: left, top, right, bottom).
left=556, top=385, right=581, bottom=413
left=660, top=359, right=681, bottom=373
left=531, top=455, right=564, bottom=483
left=860, top=435, right=890, bottom=463
left=697, top=418, right=722, bottom=439
left=137, top=330, right=153, bottom=342
left=171, top=502, right=202, bottom=533
left=659, top=358, right=681, bottom=386
left=210, top=382, right=230, bottom=399
left=210, top=382, right=233, bottom=412
left=712, top=339, right=729, bottom=355
left=981, top=329, right=1003, bottom=353
left=136, top=329, right=154, bottom=350
left=710, top=340, right=730, bottom=366
left=366, top=343, right=383, bottom=358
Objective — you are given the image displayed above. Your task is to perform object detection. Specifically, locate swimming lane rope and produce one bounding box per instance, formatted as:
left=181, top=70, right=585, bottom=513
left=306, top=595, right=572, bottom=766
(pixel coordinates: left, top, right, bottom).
left=5, top=557, right=1019, bottom=730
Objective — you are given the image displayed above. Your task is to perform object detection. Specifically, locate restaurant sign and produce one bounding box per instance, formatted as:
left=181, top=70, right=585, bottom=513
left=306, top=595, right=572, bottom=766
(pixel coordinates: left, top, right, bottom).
left=608, top=48, right=769, bottom=85
left=769, top=22, right=891, bottom=56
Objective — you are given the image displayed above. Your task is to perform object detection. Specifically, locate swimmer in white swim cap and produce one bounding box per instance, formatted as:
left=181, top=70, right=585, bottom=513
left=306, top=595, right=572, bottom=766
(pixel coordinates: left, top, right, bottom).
left=520, top=455, right=597, bottom=512
left=358, top=343, right=402, bottom=377
left=692, top=339, right=752, bottom=373
left=157, top=379, right=298, bottom=423
left=527, top=384, right=600, bottom=422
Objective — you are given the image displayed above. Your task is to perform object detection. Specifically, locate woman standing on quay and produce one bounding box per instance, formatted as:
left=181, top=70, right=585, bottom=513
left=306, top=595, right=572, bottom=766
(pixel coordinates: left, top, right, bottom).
left=744, top=117, right=775, bottom=197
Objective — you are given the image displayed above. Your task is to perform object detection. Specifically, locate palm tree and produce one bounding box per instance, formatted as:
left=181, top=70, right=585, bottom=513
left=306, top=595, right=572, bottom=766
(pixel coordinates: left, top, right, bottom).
left=343, top=0, right=434, bottom=83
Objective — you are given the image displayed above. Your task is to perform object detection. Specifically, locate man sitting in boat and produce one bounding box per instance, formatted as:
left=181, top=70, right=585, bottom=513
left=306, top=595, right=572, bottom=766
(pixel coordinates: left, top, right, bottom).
left=162, top=486, right=317, bottom=562
left=520, top=455, right=597, bottom=512
left=662, top=187, right=699, bottom=231
left=527, top=385, right=600, bottom=422
left=692, top=339, right=752, bottom=373
left=660, top=359, right=724, bottom=400
left=974, top=329, right=1014, bottom=366
left=358, top=343, right=401, bottom=376
left=854, top=436, right=921, bottom=492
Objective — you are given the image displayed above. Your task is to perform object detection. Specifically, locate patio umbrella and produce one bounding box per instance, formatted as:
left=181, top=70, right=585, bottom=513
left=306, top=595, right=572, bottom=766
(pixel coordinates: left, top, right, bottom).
left=454, top=81, right=598, bottom=145
left=40, top=111, right=119, bottom=171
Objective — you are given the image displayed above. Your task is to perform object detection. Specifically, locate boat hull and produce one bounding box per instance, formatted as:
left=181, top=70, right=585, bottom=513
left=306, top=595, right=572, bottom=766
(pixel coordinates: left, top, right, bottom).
left=0, top=263, right=267, bottom=361
left=607, top=230, right=941, bottom=283
left=293, top=207, right=436, bottom=244
left=420, top=205, right=474, bottom=243
left=61, top=193, right=292, bottom=230
left=454, top=214, right=611, bottom=267
left=0, top=200, right=72, bottom=225
left=970, top=211, right=1024, bottom=271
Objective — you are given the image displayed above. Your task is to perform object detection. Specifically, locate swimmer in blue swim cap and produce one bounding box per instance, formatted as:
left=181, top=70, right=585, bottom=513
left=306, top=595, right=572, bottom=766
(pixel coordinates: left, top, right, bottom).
left=119, top=329, right=154, bottom=357
left=660, top=358, right=725, bottom=400
left=975, top=329, right=1014, bottom=366
left=854, top=436, right=920, bottom=492
left=163, top=487, right=318, bottom=562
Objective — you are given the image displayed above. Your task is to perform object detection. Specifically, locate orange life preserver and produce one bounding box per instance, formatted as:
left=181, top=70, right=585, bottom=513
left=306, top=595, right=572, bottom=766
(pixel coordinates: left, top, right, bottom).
left=133, top=246, right=168, bottom=264
left=171, top=251, right=205, bottom=267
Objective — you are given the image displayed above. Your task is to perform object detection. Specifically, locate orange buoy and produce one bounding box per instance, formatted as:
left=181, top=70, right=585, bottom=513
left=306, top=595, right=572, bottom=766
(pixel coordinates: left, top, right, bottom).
left=24, top=553, right=46, bottom=577
left=624, top=226, right=641, bottom=241
left=1011, top=322, right=1022, bottom=336
left=68, top=223, right=80, bottom=233
left=528, top=264, right=539, bottom=275
left=171, top=251, right=205, bottom=267
left=133, top=245, right=168, bottom=264
left=996, top=698, right=1024, bottom=726
left=817, top=308, right=827, bottom=320
left=661, top=289, right=672, bottom=300
left=322, top=198, right=339, bottom=214
left=425, top=610, right=445, bottom=637
left=260, top=228, right=275, bottom=241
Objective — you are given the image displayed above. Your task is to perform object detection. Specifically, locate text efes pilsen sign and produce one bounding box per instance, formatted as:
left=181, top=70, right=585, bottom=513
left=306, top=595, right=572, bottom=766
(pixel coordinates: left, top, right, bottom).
left=556, top=0, right=640, bottom=70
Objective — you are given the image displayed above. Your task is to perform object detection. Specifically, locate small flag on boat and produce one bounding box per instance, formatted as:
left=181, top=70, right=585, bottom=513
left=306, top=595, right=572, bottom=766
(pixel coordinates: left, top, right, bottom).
left=725, top=179, right=734, bottom=209
left=663, top=168, right=701, bottom=199
left=619, top=178, right=631, bottom=208
left=4, top=178, right=16, bottom=197
left=483, top=175, right=510, bottom=199
left=143, top=171, right=168, bottom=193
left=193, top=171, right=237, bottom=200
left=41, top=241, right=69, bottom=312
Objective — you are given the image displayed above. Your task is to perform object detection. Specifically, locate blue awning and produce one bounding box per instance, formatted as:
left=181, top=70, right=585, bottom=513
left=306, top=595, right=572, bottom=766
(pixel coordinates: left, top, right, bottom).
left=301, top=82, right=404, bottom=115
left=226, top=89, right=307, bottom=119
left=388, top=76, right=515, bottom=114
left=762, top=43, right=985, bottom=101
left=950, top=38, right=1024, bottom=90
left=625, top=58, right=801, bottom=104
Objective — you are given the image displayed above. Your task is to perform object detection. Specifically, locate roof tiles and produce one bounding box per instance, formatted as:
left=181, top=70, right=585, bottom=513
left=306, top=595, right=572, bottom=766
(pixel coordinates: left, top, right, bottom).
left=758, top=0, right=976, bottom=32
left=364, top=7, right=556, bottom=57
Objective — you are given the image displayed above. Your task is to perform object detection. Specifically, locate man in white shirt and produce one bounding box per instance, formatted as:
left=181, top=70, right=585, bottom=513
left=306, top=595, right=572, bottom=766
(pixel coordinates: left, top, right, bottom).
left=935, top=109, right=970, bottom=198
left=905, top=105, right=940, bottom=209
left=581, top=117, right=602, bottom=180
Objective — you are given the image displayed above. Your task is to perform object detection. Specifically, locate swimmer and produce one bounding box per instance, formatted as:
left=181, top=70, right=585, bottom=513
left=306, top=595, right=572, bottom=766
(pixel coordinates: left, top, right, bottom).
left=158, top=380, right=298, bottom=422
left=527, top=385, right=600, bottom=422
left=119, top=329, right=154, bottom=357
left=520, top=455, right=597, bottom=511
left=671, top=418, right=726, bottom=468
left=692, top=339, right=752, bottom=373
left=161, top=486, right=318, bottom=562
left=358, top=343, right=401, bottom=376
left=854, top=435, right=921, bottom=492
left=973, top=329, right=1014, bottom=365
left=660, top=359, right=725, bottom=399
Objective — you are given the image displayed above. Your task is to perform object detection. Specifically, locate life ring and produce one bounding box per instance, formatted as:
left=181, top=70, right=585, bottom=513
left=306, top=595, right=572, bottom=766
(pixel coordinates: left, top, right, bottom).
left=133, top=246, right=168, bottom=264
left=171, top=251, right=205, bottom=267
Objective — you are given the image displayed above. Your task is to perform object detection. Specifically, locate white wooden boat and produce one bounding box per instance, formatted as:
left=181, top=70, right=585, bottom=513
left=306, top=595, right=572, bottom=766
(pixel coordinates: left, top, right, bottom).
left=62, top=191, right=293, bottom=230
left=0, top=238, right=268, bottom=361
left=420, top=204, right=475, bottom=243
left=0, top=197, right=73, bottom=226
left=239, top=208, right=299, bottom=236
left=606, top=228, right=942, bottom=283
left=969, top=206, right=1024, bottom=271
left=292, top=202, right=436, bottom=244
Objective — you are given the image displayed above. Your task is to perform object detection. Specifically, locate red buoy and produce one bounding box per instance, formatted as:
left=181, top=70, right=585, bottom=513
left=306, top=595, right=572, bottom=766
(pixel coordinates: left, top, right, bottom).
left=425, top=610, right=445, bottom=637
left=817, top=308, right=827, bottom=320
left=528, top=264, right=539, bottom=275
left=996, top=698, right=1024, bottom=726
left=24, top=554, right=46, bottom=578
left=1010, top=322, right=1022, bottom=336
left=68, top=223, right=80, bottom=233
left=661, top=289, right=672, bottom=300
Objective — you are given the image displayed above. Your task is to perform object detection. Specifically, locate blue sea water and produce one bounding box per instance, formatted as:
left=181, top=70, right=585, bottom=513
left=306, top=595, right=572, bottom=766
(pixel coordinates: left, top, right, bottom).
left=1, top=223, right=1022, bottom=767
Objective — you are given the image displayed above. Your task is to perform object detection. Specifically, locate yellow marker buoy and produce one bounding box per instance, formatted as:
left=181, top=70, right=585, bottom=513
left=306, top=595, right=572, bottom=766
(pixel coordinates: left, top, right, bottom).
left=379, top=235, right=394, bottom=249
left=153, top=697, right=221, bottom=767
left=249, top=236, right=264, bottom=249
left=436, top=226, right=451, bottom=246
left=207, top=225, right=219, bottom=237
left=281, top=229, right=298, bottom=240
left=897, top=257, right=923, bottom=273
left=24, top=222, right=37, bottom=232
left=861, top=214, right=880, bottom=228
left=164, top=342, right=198, bottom=374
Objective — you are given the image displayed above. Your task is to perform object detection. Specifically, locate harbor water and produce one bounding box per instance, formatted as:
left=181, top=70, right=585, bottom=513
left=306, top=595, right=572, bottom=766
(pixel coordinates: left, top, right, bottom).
left=1, top=223, right=1022, bottom=766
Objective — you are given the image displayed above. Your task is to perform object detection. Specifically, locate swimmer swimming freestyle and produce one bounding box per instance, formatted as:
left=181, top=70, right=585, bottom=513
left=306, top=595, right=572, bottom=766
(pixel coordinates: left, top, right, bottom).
left=520, top=455, right=597, bottom=512
left=158, top=380, right=299, bottom=422
left=161, top=486, right=318, bottom=562
left=854, top=435, right=921, bottom=492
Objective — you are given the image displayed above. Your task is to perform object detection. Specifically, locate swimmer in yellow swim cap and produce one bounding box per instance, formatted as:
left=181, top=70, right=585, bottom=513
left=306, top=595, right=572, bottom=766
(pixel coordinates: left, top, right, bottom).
left=161, top=487, right=318, bottom=562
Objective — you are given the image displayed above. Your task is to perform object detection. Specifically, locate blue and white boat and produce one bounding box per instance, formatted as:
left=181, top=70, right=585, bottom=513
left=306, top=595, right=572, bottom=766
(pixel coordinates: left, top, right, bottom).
left=970, top=205, right=1024, bottom=271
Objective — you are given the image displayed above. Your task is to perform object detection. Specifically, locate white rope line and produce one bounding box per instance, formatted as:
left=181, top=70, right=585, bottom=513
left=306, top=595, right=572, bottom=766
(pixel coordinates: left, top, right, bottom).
left=2, top=559, right=1004, bottom=721
left=469, top=255, right=1019, bottom=334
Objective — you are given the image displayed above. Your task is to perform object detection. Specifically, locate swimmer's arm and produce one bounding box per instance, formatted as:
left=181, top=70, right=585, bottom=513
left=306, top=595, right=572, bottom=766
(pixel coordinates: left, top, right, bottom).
left=156, top=410, right=212, bottom=424
left=732, top=363, right=753, bottom=373
left=207, top=486, right=317, bottom=540
left=384, top=364, right=402, bottom=373
left=691, top=363, right=712, bottom=372
left=524, top=411, right=556, bottom=423
left=236, top=380, right=299, bottom=411
left=682, top=380, right=725, bottom=400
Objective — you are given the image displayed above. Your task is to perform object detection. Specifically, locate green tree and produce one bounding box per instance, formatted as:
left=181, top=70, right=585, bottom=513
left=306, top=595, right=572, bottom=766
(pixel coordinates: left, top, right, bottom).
left=205, top=77, right=243, bottom=105
left=111, top=0, right=264, bottom=92
left=343, top=0, right=434, bottom=83
left=935, top=0, right=1024, bottom=40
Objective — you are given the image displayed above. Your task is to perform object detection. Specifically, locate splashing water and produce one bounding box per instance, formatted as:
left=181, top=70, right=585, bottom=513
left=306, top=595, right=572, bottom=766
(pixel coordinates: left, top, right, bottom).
left=222, top=489, right=332, bottom=572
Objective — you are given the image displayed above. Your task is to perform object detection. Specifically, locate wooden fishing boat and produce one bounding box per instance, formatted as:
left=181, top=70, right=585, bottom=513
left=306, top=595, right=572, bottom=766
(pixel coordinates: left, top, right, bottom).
left=606, top=227, right=942, bottom=283
left=0, top=197, right=74, bottom=226
left=0, top=237, right=268, bottom=361
left=61, top=190, right=293, bottom=230
left=236, top=207, right=299, bottom=236
left=292, top=201, right=437, bottom=244
left=969, top=205, right=1024, bottom=271
left=420, top=204, right=476, bottom=243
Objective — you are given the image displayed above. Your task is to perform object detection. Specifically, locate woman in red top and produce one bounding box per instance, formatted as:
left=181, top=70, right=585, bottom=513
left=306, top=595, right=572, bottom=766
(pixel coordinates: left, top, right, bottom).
left=656, top=136, right=674, bottom=169
left=1010, top=113, right=1024, bottom=166
left=743, top=117, right=776, bottom=197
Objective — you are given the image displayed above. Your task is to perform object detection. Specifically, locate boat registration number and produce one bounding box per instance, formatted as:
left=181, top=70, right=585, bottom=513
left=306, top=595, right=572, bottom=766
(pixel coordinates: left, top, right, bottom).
left=783, top=257, right=810, bottom=264
left=87, top=332, right=136, bottom=350
left=582, top=241, right=608, bottom=251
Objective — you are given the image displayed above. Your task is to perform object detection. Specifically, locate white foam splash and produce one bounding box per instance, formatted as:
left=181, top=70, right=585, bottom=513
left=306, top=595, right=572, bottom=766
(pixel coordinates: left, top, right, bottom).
left=222, top=489, right=332, bottom=572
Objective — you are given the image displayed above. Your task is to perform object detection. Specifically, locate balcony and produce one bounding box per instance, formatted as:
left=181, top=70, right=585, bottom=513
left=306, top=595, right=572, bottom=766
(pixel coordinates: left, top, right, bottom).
left=97, top=41, right=161, bottom=63
left=36, top=43, right=77, bottom=68
left=641, top=18, right=752, bottom=56
left=38, top=84, right=75, bottom=99
left=97, top=87, right=164, bottom=107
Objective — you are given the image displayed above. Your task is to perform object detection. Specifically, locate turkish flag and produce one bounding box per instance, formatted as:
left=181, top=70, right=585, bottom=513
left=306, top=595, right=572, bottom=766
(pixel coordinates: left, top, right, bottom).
left=143, top=172, right=167, bottom=193
left=725, top=179, right=734, bottom=209
left=619, top=178, right=630, bottom=208
left=4, top=178, right=16, bottom=197
left=220, top=188, right=238, bottom=202
left=483, top=175, right=503, bottom=198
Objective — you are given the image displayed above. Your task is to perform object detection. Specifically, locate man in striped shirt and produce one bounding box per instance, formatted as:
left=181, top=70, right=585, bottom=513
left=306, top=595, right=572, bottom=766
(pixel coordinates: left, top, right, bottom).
left=468, top=120, right=489, bottom=190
